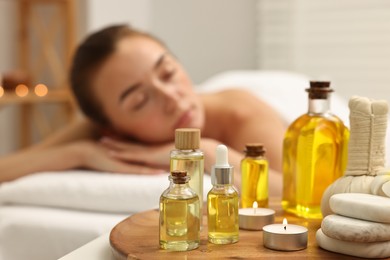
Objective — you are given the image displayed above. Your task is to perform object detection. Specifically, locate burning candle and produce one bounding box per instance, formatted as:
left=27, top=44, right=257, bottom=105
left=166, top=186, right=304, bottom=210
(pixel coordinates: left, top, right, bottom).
left=239, top=201, right=275, bottom=231
left=263, top=218, right=308, bottom=251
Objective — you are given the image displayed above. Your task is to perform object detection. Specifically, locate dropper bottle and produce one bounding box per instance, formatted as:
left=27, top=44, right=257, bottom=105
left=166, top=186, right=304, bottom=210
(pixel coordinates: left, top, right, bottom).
left=207, top=144, right=239, bottom=244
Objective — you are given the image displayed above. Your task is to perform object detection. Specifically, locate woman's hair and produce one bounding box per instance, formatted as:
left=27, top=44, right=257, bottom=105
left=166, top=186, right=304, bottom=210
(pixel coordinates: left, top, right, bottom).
left=70, top=24, right=160, bottom=126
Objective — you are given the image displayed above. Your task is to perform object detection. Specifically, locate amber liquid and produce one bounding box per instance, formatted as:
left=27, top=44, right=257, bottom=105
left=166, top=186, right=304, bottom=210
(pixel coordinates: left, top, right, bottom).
left=282, top=114, right=349, bottom=219
left=170, top=151, right=204, bottom=227
left=207, top=187, right=239, bottom=244
left=241, top=157, right=269, bottom=208
left=159, top=196, right=200, bottom=251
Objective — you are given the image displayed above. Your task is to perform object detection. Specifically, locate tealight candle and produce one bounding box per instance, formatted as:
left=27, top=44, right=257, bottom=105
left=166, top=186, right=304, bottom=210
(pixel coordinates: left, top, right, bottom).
left=239, top=201, right=275, bottom=231
left=263, top=218, right=308, bottom=251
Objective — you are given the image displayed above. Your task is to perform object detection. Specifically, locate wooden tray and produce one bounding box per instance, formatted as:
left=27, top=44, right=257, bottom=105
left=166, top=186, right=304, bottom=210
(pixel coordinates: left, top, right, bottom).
left=109, top=198, right=360, bottom=259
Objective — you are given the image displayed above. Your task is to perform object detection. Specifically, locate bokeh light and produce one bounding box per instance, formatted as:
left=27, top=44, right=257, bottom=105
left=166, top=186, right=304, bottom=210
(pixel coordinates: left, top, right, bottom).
left=15, top=84, right=29, bottom=97
left=34, top=84, right=48, bottom=97
left=0, top=86, right=4, bottom=97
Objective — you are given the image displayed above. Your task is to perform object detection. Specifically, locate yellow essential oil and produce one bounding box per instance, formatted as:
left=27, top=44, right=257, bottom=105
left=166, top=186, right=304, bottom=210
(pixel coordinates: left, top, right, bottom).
left=241, top=143, right=269, bottom=208
left=208, top=188, right=239, bottom=244
left=282, top=81, right=349, bottom=219
left=159, top=171, right=200, bottom=251
left=207, top=144, right=239, bottom=244
left=170, top=128, right=204, bottom=228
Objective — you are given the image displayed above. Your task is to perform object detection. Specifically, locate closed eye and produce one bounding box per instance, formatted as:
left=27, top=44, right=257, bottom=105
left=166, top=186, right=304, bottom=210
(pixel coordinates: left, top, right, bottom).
left=161, top=69, right=176, bottom=82
left=132, top=92, right=149, bottom=111
left=119, top=84, right=140, bottom=103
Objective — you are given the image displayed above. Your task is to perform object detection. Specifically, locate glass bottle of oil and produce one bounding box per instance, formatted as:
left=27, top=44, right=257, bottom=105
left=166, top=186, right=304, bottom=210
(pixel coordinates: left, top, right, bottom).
left=170, top=128, right=204, bottom=228
left=241, top=143, right=269, bottom=208
left=282, top=81, right=349, bottom=219
left=159, top=170, right=200, bottom=251
left=207, top=144, right=239, bottom=244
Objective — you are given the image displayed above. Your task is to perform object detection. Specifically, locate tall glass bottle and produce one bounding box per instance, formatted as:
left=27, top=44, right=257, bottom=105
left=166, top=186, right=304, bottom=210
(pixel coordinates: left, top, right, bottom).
left=170, top=128, right=204, bottom=228
left=282, top=81, right=349, bottom=219
left=159, top=170, right=200, bottom=251
left=207, top=144, right=239, bottom=244
left=241, top=143, right=269, bottom=208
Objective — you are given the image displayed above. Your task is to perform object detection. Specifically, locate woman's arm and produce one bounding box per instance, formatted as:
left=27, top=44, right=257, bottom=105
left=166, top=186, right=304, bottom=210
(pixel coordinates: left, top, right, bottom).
left=0, top=117, right=96, bottom=182
left=0, top=142, right=85, bottom=182
left=0, top=117, right=164, bottom=183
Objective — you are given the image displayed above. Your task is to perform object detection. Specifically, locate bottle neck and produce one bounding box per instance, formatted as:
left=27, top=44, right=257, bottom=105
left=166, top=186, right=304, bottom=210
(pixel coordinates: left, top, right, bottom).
left=244, top=154, right=265, bottom=159
left=174, top=147, right=199, bottom=152
left=308, top=97, right=330, bottom=114
left=169, top=182, right=190, bottom=189
left=212, top=184, right=232, bottom=191
left=213, top=183, right=231, bottom=187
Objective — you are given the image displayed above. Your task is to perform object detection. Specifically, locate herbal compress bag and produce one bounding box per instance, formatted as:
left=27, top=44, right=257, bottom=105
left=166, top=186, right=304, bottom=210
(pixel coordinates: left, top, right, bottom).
left=321, top=96, right=390, bottom=216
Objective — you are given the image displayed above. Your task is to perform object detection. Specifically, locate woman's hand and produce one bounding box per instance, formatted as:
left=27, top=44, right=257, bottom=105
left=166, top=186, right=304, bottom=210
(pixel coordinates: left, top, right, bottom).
left=75, top=140, right=166, bottom=175
left=99, top=137, right=173, bottom=171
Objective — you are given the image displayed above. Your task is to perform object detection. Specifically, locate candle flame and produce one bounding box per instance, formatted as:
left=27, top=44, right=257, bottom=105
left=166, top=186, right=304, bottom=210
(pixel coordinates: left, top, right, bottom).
left=253, top=201, right=258, bottom=209
left=283, top=218, right=288, bottom=230
left=253, top=201, right=258, bottom=214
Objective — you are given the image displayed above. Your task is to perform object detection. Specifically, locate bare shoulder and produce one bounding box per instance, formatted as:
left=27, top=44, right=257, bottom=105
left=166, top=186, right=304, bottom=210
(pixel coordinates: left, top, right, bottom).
left=203, top=88, right=286, bottom=172
left=210, top=88, right=273, bottom=114
left=202, top=88, right=283, bottom=138
left=213, top=88, right=257, bottom=101
left=202, top=87, right=285, bottom=123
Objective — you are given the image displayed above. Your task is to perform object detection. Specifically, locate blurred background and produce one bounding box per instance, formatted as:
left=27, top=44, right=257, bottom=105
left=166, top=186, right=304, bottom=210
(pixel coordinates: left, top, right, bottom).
left=0, top=0, right=390, bottom=155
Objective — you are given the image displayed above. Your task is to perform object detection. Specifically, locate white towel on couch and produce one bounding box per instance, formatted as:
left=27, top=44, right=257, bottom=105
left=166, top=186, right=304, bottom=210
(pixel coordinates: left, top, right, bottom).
left=0, top=170, right=212, bottom=213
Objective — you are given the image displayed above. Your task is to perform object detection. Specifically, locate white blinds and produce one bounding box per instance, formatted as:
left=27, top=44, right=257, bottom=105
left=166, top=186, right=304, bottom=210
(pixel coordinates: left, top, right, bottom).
left=257, top=0, right=390, bottom=100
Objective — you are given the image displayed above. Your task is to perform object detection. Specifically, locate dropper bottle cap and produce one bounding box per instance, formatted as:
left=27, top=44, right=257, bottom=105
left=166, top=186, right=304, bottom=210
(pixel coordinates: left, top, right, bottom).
left=211, top=144, right=234, bottom=185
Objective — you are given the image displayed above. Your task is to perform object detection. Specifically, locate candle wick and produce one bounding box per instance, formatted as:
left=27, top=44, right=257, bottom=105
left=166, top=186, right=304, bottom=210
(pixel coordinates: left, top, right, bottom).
left=284, top=226, right=286, bottom=231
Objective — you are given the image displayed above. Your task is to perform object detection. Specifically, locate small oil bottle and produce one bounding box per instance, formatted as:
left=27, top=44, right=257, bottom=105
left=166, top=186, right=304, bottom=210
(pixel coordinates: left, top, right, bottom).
left=282, top=81, right=349, bottom=219
left=207, top=144, right=239, bottom=244
left=170, top=128, right=204, bottom=228
left=159, top=170, right=200, bottom=251
left=240, top=143, right=269, bottom=208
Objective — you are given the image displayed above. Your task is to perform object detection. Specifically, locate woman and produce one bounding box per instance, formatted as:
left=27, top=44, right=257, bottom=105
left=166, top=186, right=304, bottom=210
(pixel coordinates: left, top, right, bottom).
left=0, top=25, right=286, bottom=195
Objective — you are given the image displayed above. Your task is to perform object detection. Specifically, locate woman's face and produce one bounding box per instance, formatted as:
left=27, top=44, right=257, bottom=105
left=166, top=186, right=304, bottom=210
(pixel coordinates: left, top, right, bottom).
left=92, top=36, right=205, bottom=143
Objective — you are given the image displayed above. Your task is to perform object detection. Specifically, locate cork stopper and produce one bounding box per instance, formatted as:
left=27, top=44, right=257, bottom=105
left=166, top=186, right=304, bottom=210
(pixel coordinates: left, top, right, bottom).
left=306, top=81, right=333, bottom=99
left=170, top=170, right=190, bottom=184
left=244, top=143, right=266, bottom=157
left=175, top=128, right=200, bottom=149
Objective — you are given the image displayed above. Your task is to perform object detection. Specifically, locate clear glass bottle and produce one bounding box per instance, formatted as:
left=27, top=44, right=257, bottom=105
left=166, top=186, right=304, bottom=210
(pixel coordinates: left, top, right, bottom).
left=240, top=143, right=269, bottom=208
left=159, top=170, right=200, bottom=251
left=282, top=81, right=349, bottom=219
left=207, top=144, right=239, bottom=244
left=170, top=128, right=204, bottom=228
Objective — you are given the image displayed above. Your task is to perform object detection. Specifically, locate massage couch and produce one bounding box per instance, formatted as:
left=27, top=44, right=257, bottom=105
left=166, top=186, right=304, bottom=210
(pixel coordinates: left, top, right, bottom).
left=1, top=70, right=387, bottom=260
